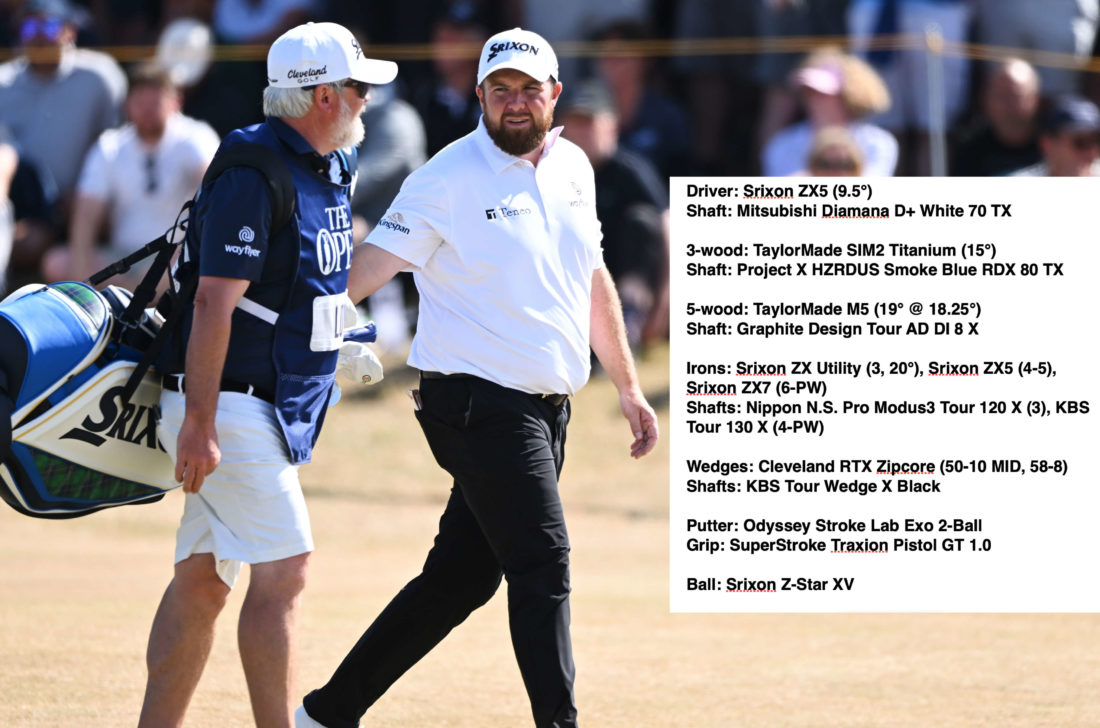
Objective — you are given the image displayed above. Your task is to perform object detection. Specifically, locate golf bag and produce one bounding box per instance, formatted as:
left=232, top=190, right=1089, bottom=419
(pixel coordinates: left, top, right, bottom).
left=0, top=143, right=297, bottom=518
left=0, top=282, right=176, bottom=517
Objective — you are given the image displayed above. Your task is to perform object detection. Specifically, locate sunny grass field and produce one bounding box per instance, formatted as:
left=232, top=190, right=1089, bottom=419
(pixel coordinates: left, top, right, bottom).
left=1, top=345, right=1098, bottom=726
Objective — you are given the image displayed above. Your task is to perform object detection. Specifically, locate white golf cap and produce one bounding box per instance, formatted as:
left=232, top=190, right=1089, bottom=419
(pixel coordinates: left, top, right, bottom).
left=267, top=22, right=397, bottom=88
left=476, top=27, right=558, bottom=85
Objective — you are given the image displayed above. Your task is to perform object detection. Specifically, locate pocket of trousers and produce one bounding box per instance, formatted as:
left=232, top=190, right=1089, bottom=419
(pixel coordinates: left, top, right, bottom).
left=414, top=379, right=474, bottom=475
left=417, top=378, right=473, bottom=430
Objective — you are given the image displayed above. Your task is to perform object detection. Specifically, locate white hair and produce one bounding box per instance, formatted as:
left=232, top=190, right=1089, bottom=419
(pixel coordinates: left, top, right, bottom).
left=264, top=81, right=345, bottom=118
left=262, top=85, right=313, bottom=118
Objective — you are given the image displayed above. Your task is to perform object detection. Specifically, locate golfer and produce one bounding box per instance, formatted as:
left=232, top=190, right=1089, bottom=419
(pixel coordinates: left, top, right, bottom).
left=296, top=27, right=659, bottom=728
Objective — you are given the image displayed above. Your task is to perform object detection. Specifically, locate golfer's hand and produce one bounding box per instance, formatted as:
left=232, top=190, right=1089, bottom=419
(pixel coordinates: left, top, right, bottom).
left=175, top=417, right=220, bottom=493
left=620, top=388, right=659, bottom=459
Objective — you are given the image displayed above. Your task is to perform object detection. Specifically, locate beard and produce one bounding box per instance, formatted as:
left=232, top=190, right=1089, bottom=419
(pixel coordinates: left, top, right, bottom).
left=330, top=96, right=366, bottom=150
left=484, top=106, right=554, bottom=156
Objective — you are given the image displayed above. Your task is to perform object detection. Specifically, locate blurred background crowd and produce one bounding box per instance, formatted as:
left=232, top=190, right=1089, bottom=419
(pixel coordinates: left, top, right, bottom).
left=3, top=0, right=1100, bottom=353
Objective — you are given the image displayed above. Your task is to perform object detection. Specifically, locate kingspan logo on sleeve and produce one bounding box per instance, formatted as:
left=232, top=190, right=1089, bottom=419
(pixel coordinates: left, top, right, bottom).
left=378, top=211, right=411, bottom=234
left=568, top=180, right=590, bottom=208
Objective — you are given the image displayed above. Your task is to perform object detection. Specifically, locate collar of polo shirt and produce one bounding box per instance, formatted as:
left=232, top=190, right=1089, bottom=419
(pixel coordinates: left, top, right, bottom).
left=473, top=117, right=565, bottom=173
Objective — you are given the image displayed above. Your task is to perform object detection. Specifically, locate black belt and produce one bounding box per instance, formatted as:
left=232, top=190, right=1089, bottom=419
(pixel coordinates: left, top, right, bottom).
left=419, top=371, right=569, bottom=407
left=162, top=373, right=275, bottom=404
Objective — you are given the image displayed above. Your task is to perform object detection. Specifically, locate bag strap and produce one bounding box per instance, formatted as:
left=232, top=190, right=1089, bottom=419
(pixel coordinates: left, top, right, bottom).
left=200, top=143, right=297, bottom=235
left=108, top=142, right=297, bottom=401
left=86, top=215, right=184, bottom=288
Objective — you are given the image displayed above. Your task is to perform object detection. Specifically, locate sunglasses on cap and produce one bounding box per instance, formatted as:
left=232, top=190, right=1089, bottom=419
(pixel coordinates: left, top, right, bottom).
left=20, top=16, right=66, bottom=43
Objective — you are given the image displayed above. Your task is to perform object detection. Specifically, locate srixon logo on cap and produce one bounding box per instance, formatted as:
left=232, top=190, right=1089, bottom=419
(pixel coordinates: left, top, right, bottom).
left=487, top=41, right=539, bottom=62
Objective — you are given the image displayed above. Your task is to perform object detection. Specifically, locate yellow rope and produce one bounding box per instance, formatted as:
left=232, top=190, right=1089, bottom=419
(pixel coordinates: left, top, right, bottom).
left=2, top=33, right=1098, bottom=72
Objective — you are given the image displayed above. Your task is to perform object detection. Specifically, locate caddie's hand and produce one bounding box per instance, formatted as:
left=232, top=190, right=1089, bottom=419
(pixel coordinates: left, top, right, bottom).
left=620, top=388, right=659, bottom=459
left=336, top=340, right=384, bottom=385
left=175, top=418, right=221, bottom=493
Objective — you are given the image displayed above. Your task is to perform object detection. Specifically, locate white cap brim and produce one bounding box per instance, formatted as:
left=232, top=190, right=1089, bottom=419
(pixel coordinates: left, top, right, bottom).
left=352, top=57, right=398, bottom=85
left=477, top=61, right=549, bottom=85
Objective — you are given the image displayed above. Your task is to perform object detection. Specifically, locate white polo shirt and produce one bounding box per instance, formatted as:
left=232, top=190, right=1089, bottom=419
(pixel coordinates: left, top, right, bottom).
left=366, top=118, right=604, bottom=395
left=77, top=113, right=220, bottom=256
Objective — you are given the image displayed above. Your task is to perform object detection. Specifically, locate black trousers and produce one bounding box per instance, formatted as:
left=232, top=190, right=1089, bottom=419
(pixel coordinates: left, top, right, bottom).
left=304, top=375, right=578, bottom=728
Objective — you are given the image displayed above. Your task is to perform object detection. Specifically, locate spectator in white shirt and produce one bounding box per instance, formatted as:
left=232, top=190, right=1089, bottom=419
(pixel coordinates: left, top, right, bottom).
left=43, top=63, right=219, bottom=286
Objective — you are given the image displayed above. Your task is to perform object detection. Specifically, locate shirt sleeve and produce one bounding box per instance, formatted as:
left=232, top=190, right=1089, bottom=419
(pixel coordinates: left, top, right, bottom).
left=581, top=156, right=606, bottom=271
left=92, top=56, right=128, bottom=132
left=75, top=137, right=110, bottom=200
left=197, top=166, right=273, bottom=281
left=190, top=122, right=222, bottom=167
left=365, top=167, right=449, bottom=269
left=184, top=121, right=222, bottom=188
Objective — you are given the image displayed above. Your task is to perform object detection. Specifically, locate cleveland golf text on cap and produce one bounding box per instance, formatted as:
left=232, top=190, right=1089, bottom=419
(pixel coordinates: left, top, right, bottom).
left=267, top=22, right=397, bottom=88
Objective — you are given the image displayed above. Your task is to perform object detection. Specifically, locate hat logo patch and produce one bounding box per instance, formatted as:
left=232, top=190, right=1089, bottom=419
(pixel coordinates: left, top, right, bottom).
left=351, top=39, right=362, bottom=59
left=287, top=65, right=328, bottom=83
left=487, top=41, right=539, bottom=62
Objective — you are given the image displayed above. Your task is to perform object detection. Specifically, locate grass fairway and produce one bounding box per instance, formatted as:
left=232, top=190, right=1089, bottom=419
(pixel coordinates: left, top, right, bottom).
left=1, top=345, right=1098, bottom=726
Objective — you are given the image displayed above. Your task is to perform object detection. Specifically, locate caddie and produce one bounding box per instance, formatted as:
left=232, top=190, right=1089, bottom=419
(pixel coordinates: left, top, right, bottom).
left=137, top=22, right=396, bottom=728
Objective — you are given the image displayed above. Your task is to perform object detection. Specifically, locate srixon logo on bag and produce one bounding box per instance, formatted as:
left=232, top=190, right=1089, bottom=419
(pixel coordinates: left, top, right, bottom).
left=59, top=385, right=164, bottom=451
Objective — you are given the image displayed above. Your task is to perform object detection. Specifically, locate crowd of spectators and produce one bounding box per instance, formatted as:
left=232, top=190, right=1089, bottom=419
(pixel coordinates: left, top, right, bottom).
left=3, top=0, right=1100, bottom=346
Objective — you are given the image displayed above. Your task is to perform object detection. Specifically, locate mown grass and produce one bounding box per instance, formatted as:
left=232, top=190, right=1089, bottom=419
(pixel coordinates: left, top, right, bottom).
left=1, top=346, right=1097, bottom=726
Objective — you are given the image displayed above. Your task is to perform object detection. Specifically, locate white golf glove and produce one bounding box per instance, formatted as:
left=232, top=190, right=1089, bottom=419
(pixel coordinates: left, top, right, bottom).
left=336, top=341, right=383, bottom=385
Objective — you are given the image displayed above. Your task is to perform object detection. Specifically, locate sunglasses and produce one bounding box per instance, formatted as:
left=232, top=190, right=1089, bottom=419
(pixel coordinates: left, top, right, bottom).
left=145, top=153, right=157, bottom=194
left=811, top=157, right=858, bottom=172
left=341, top=79, right=371, bottom=99
left=20, top=16, right=65, bottom=43
left=1068, top=134, right=1100, bottom=151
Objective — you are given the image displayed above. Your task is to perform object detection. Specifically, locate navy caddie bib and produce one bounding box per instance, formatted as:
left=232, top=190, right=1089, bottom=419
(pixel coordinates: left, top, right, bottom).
left=193, top=119, right=357, bottom=464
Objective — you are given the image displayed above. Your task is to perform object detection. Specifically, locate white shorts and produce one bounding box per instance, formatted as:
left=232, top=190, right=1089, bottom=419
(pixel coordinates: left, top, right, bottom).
left=158, top=389, right=313, bottom=587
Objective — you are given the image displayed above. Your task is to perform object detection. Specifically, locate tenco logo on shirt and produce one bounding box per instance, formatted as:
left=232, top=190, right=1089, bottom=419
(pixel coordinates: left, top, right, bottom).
left=60, top=386, right=163, bottom=451
left=318, top=204, right=355, bottom=275
left=378, top=211, right=410, bottom=235
left=288, top=65, right=328, bottom=83
left=485, top=205, right=533, bottom=221
left=487, top=41, right=540, bottom=62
